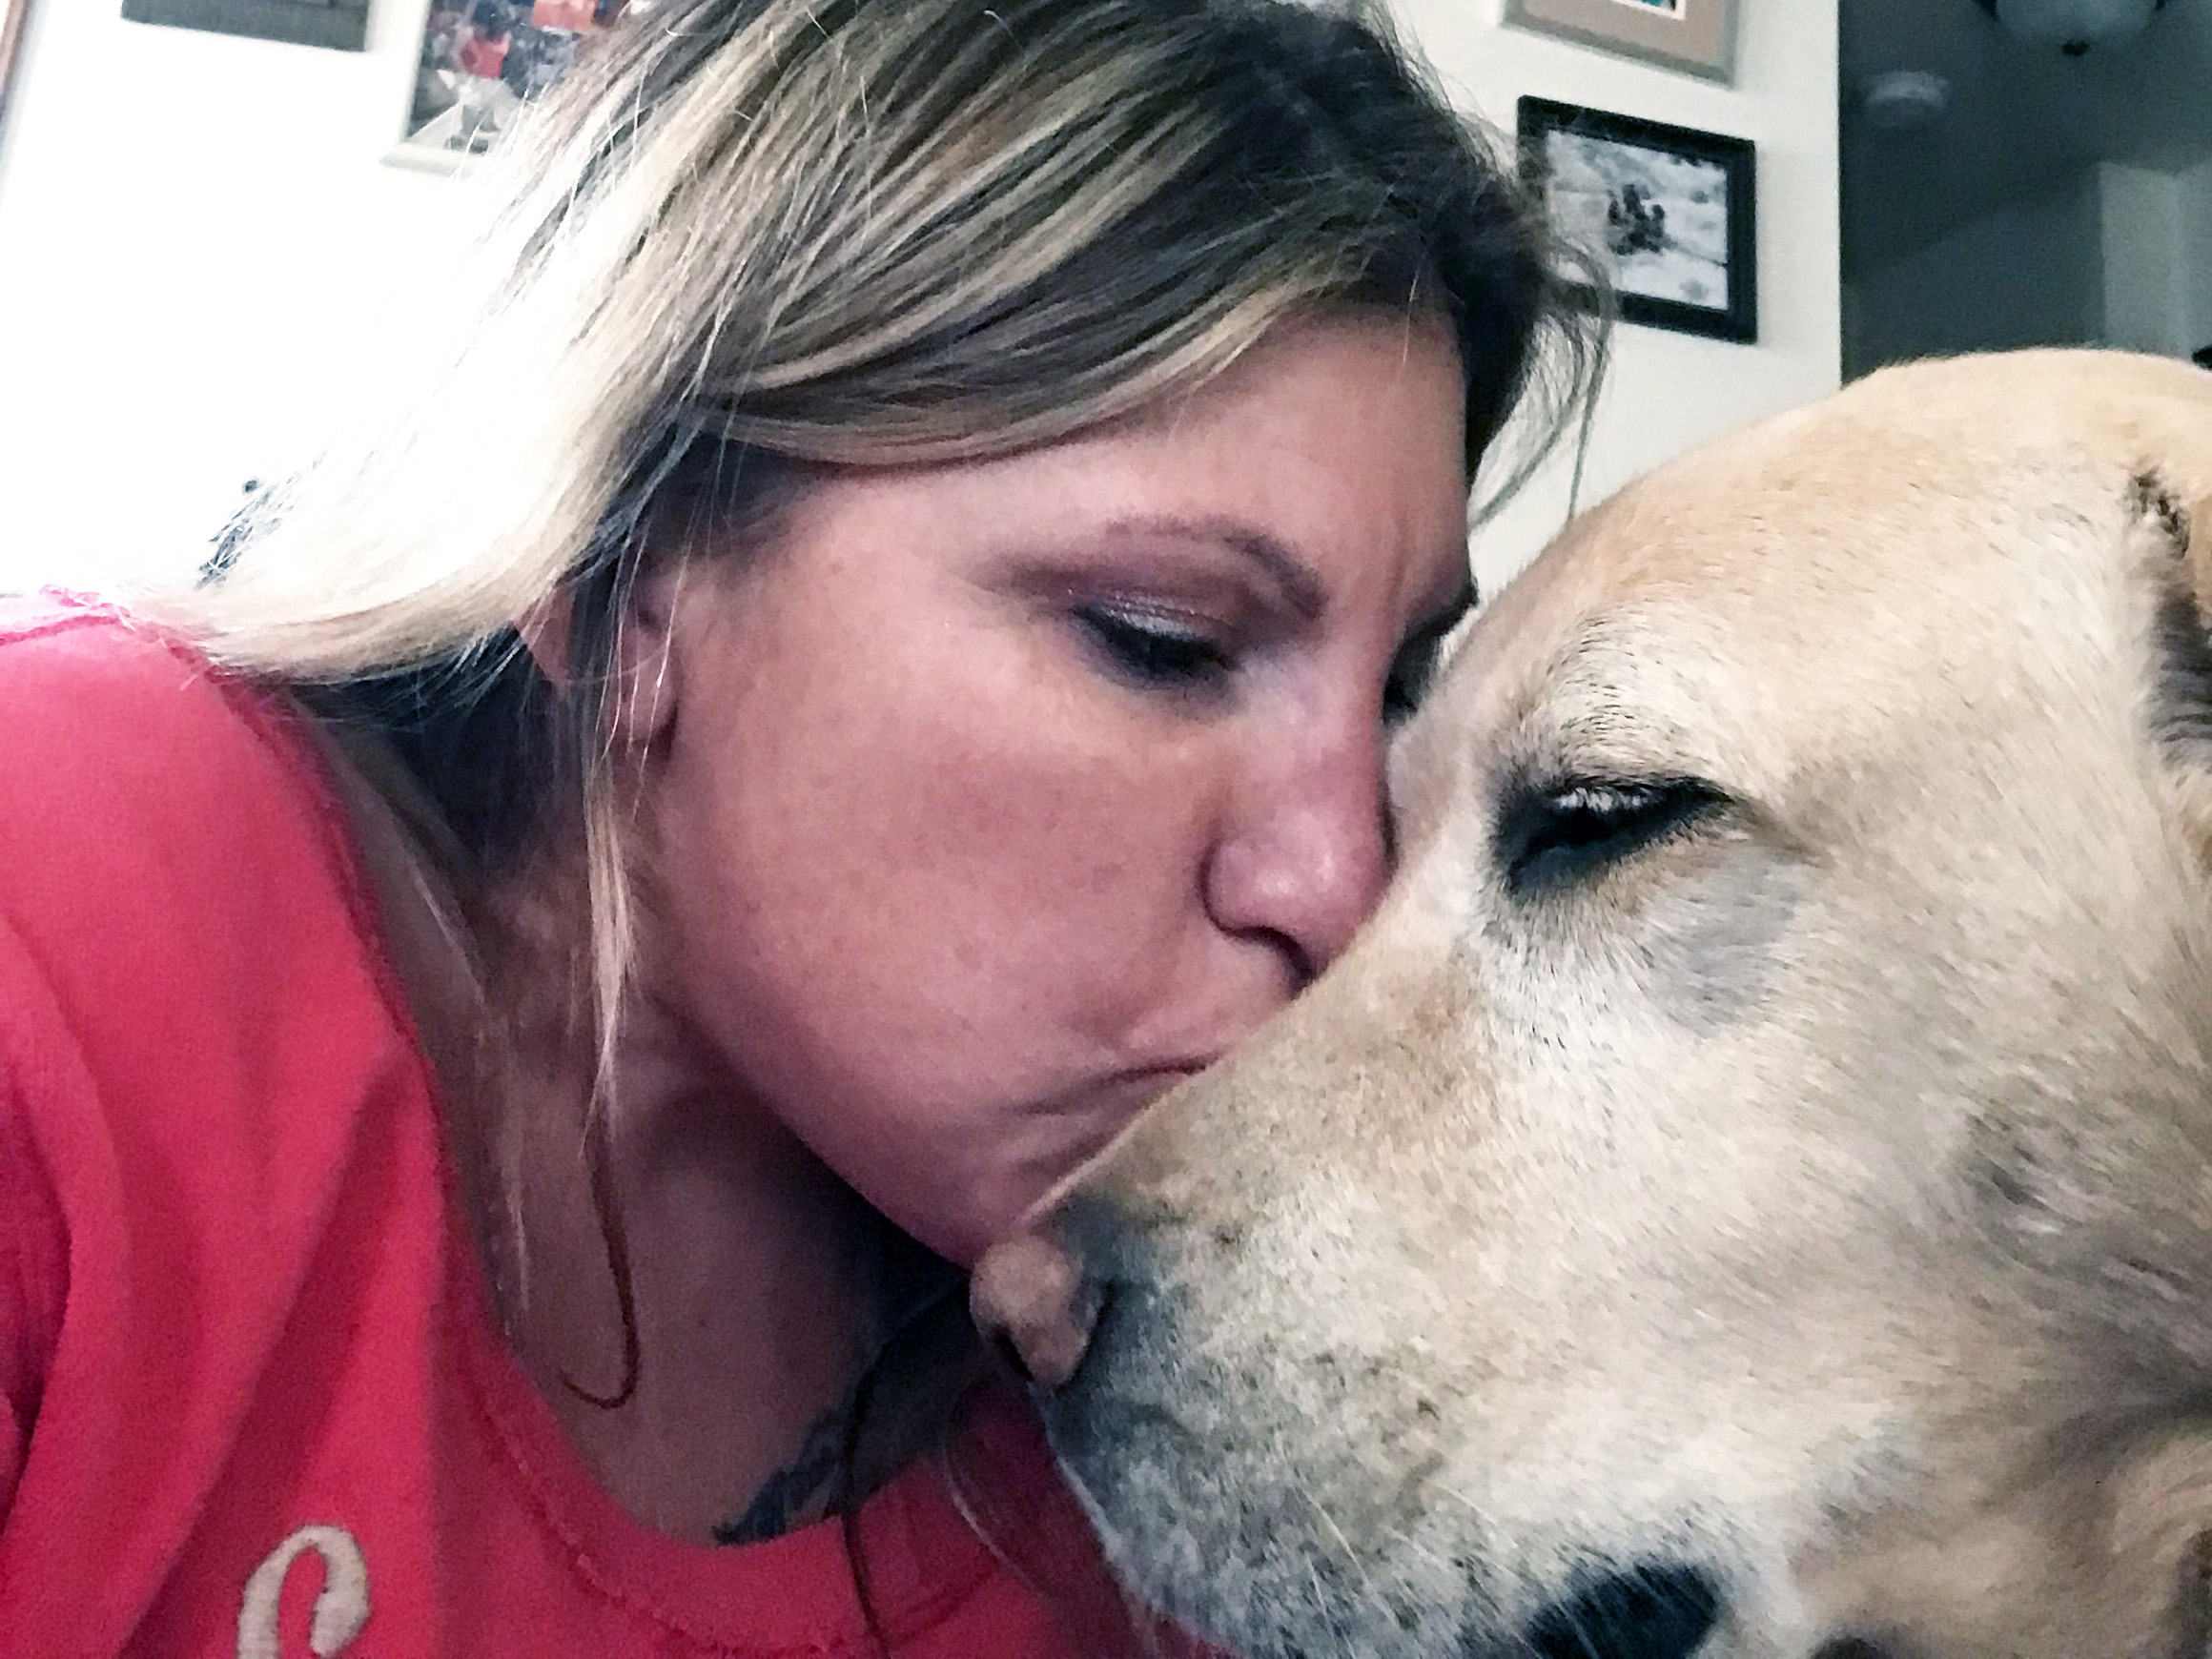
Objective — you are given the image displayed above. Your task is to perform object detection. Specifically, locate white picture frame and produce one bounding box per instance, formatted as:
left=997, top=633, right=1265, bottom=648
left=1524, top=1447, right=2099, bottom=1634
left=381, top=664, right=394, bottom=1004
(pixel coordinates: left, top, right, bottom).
left=1502, top=0, right=1739, bottom=85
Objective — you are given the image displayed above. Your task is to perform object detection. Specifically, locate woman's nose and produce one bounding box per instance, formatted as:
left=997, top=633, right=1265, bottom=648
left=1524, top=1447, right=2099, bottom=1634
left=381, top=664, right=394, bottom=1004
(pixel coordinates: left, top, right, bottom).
left=1202, top=727, right=1390, bottom=983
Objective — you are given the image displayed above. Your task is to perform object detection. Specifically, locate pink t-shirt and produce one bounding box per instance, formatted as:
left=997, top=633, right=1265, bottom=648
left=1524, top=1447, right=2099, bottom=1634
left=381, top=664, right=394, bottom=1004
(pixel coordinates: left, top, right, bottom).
left=455, top=28, right=509, bottom=78
left=0, top=602, right=1196, bottom=1658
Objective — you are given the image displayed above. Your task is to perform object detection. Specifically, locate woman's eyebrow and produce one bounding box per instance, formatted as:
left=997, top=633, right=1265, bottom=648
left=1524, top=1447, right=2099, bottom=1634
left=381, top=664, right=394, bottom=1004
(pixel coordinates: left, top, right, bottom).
left=1096, top=514, right=1329, bottom=622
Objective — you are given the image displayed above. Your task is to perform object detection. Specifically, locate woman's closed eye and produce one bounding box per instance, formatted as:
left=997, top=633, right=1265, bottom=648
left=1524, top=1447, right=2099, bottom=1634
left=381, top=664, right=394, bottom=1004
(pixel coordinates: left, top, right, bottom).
left=1077, top=606, right=1237, bottom=691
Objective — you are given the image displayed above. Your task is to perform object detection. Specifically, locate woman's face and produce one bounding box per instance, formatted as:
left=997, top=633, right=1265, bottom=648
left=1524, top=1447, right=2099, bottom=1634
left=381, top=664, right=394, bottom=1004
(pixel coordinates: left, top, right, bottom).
left=625, top=315, right=1474, bottom=1265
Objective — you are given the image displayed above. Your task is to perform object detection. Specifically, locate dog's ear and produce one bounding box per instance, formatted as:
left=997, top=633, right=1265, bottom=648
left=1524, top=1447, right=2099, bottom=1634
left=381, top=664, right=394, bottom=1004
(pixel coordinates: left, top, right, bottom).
left=2136, top=474, right=2212, bottom=870
left=2135, top=469, right=2212, bottom=619
left=2140, top=463, right=2194, bottom=548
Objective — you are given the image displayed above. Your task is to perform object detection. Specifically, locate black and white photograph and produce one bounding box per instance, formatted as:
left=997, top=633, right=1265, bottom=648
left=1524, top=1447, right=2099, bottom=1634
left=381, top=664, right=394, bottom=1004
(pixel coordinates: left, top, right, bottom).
left=1517, top=97, right=1756, bottom=344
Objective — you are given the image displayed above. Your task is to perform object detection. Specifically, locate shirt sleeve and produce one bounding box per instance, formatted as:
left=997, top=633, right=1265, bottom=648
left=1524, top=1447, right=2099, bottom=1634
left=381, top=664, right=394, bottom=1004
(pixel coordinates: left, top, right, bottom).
left=0, top=1050, right=67, bottom=1533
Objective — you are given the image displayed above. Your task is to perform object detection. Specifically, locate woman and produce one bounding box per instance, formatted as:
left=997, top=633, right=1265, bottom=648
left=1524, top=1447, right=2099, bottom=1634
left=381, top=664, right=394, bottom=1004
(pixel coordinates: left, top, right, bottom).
left=0, top=0, right=1594, bottom=1652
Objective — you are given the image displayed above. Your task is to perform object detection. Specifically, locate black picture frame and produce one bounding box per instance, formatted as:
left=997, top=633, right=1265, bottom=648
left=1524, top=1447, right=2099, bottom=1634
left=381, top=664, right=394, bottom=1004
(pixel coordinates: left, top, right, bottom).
left=1516, top=96, right=1757, bottom=345
left=121, top=0, right=368, bottom=51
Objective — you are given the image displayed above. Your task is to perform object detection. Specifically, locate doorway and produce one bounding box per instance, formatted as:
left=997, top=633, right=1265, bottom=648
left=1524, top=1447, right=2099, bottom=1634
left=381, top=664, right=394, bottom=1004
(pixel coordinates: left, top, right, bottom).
left=1841, top=0, right=2212, bottom=379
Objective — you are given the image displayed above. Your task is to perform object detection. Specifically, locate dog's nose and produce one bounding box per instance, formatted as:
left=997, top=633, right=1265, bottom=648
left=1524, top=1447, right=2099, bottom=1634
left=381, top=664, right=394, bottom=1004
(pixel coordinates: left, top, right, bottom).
left=1523, top=1563, right=1720, bottom=1659
left=969, top=1227, right=1101, bottom=1393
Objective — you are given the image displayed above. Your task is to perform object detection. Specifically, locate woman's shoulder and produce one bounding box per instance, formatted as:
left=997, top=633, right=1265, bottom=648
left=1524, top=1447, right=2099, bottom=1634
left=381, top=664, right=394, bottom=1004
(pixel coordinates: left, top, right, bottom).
left=0, top=595, right=310, bottom=827
left=0, top=593, right=420, bottom=1209
left=0, top=610, right=474, bottom=1657
left=0, top=595, right=369, bottom=945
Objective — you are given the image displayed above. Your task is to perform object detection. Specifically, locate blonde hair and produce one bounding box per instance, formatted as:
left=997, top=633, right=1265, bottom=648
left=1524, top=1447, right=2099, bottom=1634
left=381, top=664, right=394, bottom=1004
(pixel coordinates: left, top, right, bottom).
left=154, top=0, right=1600, bottom=1119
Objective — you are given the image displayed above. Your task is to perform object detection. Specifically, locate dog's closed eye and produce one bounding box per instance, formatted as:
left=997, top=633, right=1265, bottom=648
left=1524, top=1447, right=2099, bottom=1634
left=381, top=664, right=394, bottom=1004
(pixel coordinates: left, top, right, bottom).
left=1496, top=775, right=1727, bottom=897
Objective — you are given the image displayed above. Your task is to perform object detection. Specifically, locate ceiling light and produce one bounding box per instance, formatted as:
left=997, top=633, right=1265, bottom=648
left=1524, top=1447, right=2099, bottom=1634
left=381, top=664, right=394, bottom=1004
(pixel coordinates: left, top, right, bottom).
left=1858, top=70, right=1953, bottom=131
left=1973, top=0, right=2169, bottom=54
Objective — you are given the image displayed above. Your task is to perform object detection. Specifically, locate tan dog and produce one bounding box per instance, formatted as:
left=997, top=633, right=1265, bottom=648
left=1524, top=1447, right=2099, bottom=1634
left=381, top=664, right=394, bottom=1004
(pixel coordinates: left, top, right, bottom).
left=974, top=351, right=2212, bottom=1659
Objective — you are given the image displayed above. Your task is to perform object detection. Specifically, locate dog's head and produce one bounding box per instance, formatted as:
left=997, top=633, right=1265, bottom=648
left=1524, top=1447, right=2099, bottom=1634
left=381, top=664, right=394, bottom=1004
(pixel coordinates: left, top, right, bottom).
left=973, top=351, right=2212, bottom=1659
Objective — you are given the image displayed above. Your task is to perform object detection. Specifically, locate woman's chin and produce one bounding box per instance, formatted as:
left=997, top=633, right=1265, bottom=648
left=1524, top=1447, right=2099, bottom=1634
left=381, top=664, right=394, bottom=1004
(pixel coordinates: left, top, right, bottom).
left=836, top=1077, right=1196, bottom=1267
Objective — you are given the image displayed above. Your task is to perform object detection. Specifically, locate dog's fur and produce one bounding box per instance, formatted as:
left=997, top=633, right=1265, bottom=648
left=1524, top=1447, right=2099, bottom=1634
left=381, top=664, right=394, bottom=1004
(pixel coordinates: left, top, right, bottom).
left=1032, top=352, right=2212, bottom=1657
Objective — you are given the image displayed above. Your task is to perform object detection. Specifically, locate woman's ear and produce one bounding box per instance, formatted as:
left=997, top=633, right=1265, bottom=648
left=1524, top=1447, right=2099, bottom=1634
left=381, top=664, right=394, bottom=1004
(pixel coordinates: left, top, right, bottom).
left=515, top=593, right=575, bottom=688
left=606, top=567, right=683, bottom=752
left=512, top=574, right=682, bottom=751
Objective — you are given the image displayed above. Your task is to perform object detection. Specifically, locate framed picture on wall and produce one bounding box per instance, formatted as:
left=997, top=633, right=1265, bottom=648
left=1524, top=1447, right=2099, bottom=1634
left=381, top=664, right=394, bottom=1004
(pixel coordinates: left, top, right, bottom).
left=1503, top=0, right=1738, bottom=84
left=119, top=0, right=368, bottom=51
left=389, top=0, right=624, bottom=171
left=1517, top=97, right=1757, bottom=345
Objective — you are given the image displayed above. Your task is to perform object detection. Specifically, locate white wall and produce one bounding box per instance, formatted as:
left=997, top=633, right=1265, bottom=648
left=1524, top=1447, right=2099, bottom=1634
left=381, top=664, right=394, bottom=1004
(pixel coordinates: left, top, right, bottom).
left=0, top=0, right=473, bottom=592
left=1405, top=0, right=1840, bottom=589
left=1848, top=171, right=2103, bottom=374
left=0, top=0, right=1840, bottom=596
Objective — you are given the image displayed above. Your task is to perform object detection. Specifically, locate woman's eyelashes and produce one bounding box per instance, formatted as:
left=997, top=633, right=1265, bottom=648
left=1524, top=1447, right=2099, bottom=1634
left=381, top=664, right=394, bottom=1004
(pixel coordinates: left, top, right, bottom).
left=1075, top=602, right=1455, bottom=723
left=1076, top=605, right=1238, bottom=693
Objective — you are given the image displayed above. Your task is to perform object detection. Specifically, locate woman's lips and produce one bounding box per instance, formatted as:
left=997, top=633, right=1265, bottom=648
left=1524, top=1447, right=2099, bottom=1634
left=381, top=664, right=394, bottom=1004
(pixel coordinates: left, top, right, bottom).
left=1100, top=1060, right=1211, bottom=1111
left=1029, top=1062, right=1211, bottom=1178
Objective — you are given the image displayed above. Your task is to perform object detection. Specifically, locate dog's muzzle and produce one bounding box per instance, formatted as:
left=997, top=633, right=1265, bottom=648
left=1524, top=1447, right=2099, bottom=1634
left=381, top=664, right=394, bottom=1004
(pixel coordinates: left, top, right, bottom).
left=974, top=1231, right=1734, bottom=1659
left=971, top=1224, right=1099, bottom=1392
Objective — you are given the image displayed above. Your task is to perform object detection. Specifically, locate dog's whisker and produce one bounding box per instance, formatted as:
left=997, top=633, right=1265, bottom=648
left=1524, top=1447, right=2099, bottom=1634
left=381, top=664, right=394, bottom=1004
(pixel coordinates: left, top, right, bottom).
left=1295, top=1481, right=1382, bottom=1603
